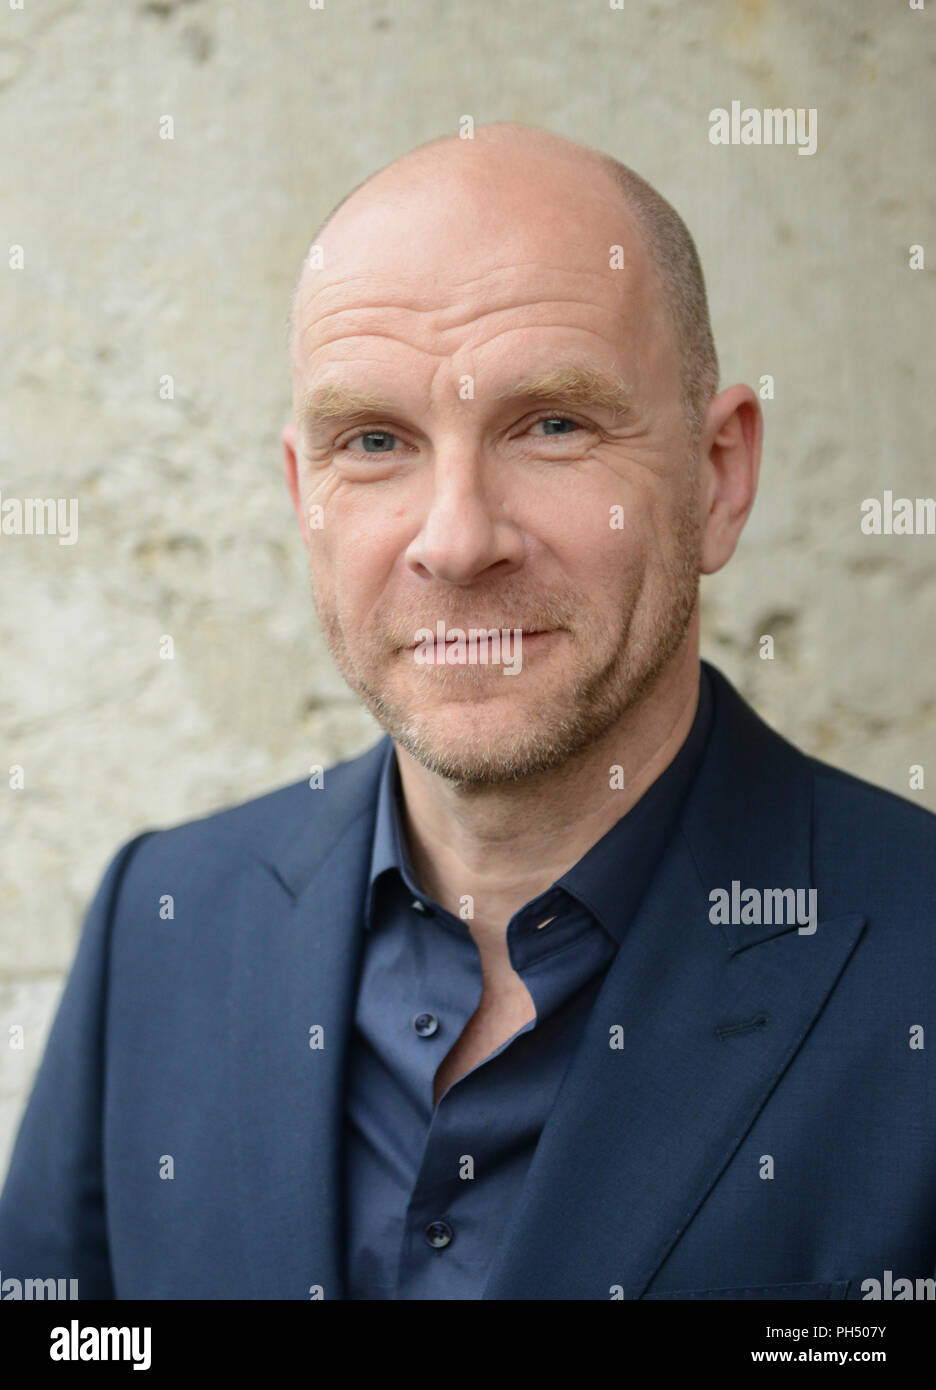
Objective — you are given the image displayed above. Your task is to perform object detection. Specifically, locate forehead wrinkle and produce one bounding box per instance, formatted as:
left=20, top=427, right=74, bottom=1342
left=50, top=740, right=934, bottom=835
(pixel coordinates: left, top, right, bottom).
left=296, top=303, right=429, bottom=352
left=416, top=258, right=621, bottom=297
left=295, top=330, right=443, bottom=386
left=306, top=271, right=631, bottom=328
left=298, top=257, right=639, bottom=336
left=291, top=244, right=652, bottom=378
left=430, top=295, right=624, bottom=342
left=298, top=300, right=631, bottom=374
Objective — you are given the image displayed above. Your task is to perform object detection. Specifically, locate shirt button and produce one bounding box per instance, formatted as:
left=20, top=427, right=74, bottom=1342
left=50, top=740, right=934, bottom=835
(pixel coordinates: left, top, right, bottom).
left=411, top=899, right=426, bottom=913
left=424, top=1219, right=453, bottom=1249
left=413, top=1012, right=439, bottom=1037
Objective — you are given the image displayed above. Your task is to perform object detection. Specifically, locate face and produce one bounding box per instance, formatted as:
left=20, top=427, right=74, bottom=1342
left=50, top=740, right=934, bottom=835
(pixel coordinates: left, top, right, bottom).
left=284, top=147, right=704, bottom=785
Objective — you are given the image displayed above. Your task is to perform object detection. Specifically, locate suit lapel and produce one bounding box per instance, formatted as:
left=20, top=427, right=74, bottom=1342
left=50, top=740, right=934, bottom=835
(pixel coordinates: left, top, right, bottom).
left=481, top=667, right=868, bottom=1298
left=230, top=736, right=389, bottom=1300
left=480, top=835, right=866, bottom=1299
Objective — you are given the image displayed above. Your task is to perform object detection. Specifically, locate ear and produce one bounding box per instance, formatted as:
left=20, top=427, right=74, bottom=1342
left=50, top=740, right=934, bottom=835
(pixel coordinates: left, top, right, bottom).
left=698, top=384, right=763, bottom=575
left=282, top=421, right=310, bottom=548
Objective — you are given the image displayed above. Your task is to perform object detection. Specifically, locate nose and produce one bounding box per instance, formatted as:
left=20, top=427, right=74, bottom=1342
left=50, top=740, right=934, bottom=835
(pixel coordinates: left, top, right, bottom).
left=404, top=448, right=525, bottom=586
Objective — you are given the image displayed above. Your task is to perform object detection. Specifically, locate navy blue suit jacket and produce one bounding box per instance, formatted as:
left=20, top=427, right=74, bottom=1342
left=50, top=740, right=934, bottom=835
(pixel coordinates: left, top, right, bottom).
left=1, top=661, right=934, bottom=1299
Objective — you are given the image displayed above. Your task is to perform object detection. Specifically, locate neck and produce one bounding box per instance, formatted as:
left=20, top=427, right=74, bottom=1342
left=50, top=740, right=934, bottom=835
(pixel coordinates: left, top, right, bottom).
left=394, top=642, right=701, bottom=939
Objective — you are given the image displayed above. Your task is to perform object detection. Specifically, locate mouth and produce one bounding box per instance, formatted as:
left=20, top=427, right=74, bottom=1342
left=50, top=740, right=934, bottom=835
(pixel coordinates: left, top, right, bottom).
left=403, top=629, right=558, bottom=650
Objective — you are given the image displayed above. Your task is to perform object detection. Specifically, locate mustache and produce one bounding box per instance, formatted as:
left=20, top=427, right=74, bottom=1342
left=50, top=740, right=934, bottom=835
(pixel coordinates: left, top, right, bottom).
left=389, top=608, right=574, bottom=649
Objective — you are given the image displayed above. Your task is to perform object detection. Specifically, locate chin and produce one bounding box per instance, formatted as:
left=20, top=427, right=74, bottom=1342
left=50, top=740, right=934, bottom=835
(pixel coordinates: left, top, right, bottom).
left=388, top=704, right=587, bottom=785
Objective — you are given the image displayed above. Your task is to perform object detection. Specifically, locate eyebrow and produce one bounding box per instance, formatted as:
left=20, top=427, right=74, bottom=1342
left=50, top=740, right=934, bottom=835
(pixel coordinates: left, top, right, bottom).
left=296, top=363, right=635, bottom=434
left=492, top=365, right=635, bottom=421
left=297, top=383, right=392, bottom=433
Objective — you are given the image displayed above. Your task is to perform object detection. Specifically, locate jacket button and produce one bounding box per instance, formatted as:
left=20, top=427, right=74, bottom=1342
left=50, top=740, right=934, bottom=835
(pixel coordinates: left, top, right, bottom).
left=413, top=1012, right=438, bottom=1037
left=424, top=1219, right=453, bottom=1249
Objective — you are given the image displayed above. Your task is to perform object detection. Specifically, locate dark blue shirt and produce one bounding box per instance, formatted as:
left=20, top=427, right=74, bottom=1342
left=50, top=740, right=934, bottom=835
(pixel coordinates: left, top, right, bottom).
left=343, top=665, right=714, bottom=1299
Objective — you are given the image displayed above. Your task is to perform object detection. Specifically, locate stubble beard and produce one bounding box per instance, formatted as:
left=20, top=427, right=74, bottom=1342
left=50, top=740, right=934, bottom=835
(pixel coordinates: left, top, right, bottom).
left=311, top=488, right=702, bottom=787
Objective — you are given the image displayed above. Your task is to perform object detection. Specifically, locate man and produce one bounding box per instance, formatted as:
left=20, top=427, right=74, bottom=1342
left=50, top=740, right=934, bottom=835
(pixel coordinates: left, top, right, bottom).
left=1, top=123, right=934, bottom=1301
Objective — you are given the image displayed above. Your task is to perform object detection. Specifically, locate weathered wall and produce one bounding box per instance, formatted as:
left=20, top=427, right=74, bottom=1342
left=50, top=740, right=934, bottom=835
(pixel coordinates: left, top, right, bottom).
left=1, top=0, right=933, bottom=1173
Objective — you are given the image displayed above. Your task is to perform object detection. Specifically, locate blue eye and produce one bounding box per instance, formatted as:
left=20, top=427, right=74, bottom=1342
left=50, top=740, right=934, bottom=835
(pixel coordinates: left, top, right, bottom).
left=535, top=417, right=579, bottom=435
left=356, top=431, right=397, bottom=453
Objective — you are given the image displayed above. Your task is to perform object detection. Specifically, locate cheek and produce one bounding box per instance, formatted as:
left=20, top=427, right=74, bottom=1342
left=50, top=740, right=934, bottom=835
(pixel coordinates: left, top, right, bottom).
left=597, top=499, right=691, bottom=612
left=608, top=483, right=686, bottom=561
left=306, top=519, right=401, bottom=631
left=296, top=465, right=339, bottom=546
left=588, top=503, right=652, bottom=587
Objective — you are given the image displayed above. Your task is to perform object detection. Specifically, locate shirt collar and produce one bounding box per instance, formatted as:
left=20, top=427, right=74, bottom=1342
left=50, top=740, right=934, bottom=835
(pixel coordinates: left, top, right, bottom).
left=365, top=663, right=714, bottom=942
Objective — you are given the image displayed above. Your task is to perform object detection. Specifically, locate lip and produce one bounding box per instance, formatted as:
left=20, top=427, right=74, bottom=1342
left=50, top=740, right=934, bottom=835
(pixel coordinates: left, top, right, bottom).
left=404, top=629, right=558, bottom=650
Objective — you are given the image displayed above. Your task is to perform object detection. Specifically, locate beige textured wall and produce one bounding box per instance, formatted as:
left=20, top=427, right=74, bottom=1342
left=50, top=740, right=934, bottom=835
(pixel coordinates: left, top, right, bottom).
left=1, top=0, right=933, bottom=1174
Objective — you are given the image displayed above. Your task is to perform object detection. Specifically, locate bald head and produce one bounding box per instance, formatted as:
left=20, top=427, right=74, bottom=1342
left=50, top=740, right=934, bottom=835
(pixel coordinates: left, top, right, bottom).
left=281, top=122, right=762, bottom=786
left=287, top=123, right=719, bottom=441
